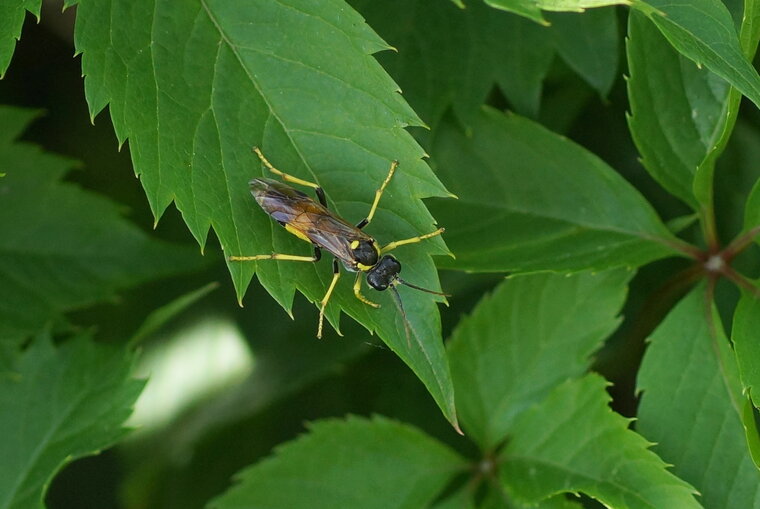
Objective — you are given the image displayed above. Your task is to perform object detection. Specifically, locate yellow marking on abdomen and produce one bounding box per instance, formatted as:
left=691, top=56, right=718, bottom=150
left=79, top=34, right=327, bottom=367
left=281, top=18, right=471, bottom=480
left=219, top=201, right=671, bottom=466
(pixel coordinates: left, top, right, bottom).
left=285, top=223, right=312, bottom=243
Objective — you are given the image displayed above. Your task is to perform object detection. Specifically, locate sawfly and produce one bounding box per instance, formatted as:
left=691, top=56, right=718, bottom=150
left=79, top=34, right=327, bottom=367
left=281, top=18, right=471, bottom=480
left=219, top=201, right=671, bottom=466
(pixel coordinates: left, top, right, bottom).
left=229, top=147, right=447, bottom=339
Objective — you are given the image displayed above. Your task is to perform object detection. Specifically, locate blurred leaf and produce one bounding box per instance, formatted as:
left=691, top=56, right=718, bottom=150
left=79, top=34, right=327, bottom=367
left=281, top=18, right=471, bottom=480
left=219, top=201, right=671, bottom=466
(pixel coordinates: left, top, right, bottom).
left=352, top=0, right=554, bottom=126
left=732, top=288, right=760, bottom=409
left=547, top=8, right=619, bottom=97
left=637, top=287, right=760, bottom=508
left=626, top=10, right=729, bottom=210
left=429, top=107, right=685, bottom=273
left=69, top=0, right=458, bottom=428
left=128, top=282, right=219, bottom=348
left=0, top=334, right=143, bottom=509
left=209, top=416, right=465, bottom=509
left=119, top=288, right=373, bottom=509
left=143, top=290, right=371, bottom=459
left=501, top=374, right=700, bottom=508
left=0, top=106, right=206, bottom=340
left=0, top=0, right=40, bottom=78
left=448, top=270, right=632, bottom=448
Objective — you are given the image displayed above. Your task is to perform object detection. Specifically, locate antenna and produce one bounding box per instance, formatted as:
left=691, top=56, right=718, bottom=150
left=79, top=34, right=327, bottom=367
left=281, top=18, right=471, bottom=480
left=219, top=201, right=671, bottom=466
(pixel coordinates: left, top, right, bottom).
left=396, top=278, right=451, bottom=297
left=390, top=285, right=412, bottom=347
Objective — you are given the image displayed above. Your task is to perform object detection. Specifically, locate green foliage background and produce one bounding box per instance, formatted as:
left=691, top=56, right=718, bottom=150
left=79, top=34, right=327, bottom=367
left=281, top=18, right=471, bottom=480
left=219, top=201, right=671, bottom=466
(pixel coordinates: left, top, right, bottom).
left=2, top=0, right=760, bottom=508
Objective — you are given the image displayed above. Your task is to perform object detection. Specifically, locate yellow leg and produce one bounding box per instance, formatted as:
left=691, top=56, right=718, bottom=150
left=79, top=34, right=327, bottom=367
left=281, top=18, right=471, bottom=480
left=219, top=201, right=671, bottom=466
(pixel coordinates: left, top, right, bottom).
left=229, top=253, right=318, bottom=262
left=317, top=264, right=341, bottom=339
left=357, top=160, right=398, bottom=228
left=253, top=147, right=320, bottom=190
left=381, top=227, right=445, bottom=253
left=353, top=273, right=380, bottom=308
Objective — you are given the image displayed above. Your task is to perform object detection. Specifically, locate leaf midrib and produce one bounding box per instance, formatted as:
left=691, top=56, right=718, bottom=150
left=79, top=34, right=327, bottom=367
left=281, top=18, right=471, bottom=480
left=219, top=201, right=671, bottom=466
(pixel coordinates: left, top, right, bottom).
left=199, top=0, right=323, bottom=191
left=198, top=0, right=334, bottom=308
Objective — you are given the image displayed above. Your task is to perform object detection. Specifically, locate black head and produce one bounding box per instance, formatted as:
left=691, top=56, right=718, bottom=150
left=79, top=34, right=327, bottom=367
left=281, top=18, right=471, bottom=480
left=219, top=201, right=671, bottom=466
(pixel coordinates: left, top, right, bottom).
left=351, top=239, right=379, bottom=269
left=366, top=255, right=401, bottom=291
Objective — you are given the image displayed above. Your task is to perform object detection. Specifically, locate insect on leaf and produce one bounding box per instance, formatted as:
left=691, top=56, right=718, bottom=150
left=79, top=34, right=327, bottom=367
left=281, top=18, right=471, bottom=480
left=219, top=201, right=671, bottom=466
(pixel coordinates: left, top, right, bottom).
left=69, top=0, right=459, bottom=428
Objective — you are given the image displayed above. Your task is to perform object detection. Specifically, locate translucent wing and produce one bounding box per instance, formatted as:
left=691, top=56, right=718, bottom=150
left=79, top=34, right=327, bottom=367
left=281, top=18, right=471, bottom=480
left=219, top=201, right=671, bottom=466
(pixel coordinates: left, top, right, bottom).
left=250, top=178, right=372, bottom=265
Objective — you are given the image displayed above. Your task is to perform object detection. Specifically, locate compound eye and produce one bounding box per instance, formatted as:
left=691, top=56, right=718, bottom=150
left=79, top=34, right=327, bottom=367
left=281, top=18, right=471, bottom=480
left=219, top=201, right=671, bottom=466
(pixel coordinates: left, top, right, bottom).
left=351, top=240, right=379, bottom=267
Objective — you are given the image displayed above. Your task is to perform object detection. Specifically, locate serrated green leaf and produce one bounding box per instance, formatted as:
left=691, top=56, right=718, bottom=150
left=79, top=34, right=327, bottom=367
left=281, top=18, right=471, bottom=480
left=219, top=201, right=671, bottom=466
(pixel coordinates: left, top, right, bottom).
left=70, top=0, right=458, bottom=428
left=0, top=106, right=205, bottom=340
left=209, top=416, right=466, bottom=509
left=0, top=0, right=40, bottom=78
left=691, top=0, right=760, bottom=217
left=636, top=0, right=760, bottom=113
left=352, top=0, right=554, bottom=126
left=732, top=288, right=760, bottom=407
left=501, top=374, right=700, bottom=508
left=546, top=8, right=619, bottom=96
left=638, top=287, right=760, bottom=508
left=0, top=334, right=144, bottom=509
left=429, top=107, right=685, bottom=273
left=448, top=270, right=632, bottom=448
left=626, top=10, right=729, bottom=210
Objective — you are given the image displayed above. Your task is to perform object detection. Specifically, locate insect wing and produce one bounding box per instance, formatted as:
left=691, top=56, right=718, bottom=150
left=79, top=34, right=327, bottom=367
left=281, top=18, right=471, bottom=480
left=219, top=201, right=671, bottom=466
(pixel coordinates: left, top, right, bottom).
left=303, top=214, right=368, bottom=265
left=250, top=178, right=369, bottom=264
